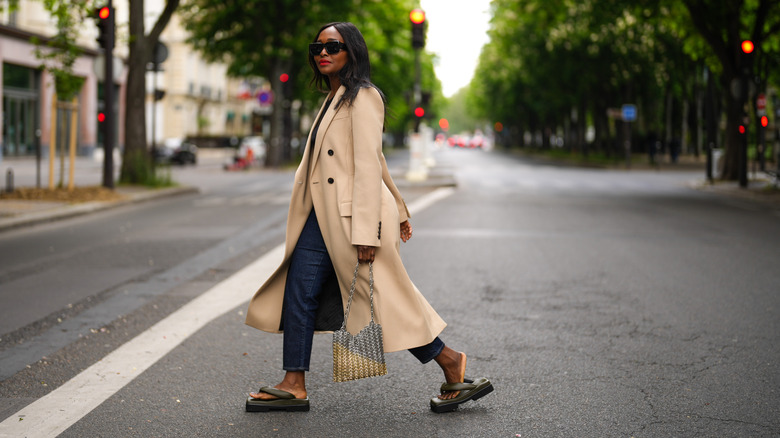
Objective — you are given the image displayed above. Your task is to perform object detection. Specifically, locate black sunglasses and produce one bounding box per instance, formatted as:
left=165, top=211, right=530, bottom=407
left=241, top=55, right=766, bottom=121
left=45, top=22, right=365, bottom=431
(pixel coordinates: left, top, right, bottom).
left=309, top=41, right=347, bottom=57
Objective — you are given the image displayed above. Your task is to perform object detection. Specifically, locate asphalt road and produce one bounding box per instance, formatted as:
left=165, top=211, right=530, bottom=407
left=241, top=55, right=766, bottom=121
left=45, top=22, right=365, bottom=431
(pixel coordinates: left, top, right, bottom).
left=1, top=147, right=779, bottom=437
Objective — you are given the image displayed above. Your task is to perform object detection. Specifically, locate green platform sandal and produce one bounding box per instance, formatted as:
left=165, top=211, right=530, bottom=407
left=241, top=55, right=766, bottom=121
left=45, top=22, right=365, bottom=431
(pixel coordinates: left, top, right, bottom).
left=246, top=387, right=310, bottom=412
left=430, top=377, right=494, bottom=413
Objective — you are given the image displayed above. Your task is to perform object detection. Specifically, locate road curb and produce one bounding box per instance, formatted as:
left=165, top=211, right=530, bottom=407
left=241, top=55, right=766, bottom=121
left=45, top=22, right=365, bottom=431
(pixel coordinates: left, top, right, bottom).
left=687, top=177, right=780, bottom=207
left=0, top=186, right=199, bottom=233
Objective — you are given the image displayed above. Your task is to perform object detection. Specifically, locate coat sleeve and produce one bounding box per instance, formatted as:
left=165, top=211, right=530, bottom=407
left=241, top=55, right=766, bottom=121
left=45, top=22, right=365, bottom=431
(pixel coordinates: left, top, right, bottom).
left=380, top=151, right=411, bottom=223
left=350, top=87, right=385, bottom=247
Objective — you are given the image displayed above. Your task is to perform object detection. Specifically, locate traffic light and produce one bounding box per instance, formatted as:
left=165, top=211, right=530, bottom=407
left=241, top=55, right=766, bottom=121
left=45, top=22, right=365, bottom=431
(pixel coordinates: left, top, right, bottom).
left=741, top=40, right=754, bottom=55
left=414, top=107, right=425, bottom=118
left=410, top=9, right=425, bottom=49
left=739, top=39, right=754, bottom=82
left=94, top=5, right=115, bottom=50
left=760, top=116, right=768, bottom=128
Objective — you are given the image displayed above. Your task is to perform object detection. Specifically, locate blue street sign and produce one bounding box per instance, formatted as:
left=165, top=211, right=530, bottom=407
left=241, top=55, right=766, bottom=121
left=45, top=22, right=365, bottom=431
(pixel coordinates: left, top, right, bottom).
left=258, top=90, right=273, bottom=106
left=622, top=104, right=637, bottom=122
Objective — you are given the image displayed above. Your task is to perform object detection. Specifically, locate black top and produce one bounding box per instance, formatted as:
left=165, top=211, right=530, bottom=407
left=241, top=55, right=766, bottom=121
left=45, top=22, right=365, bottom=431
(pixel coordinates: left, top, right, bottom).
left=310, top=97, right=334, bottom=152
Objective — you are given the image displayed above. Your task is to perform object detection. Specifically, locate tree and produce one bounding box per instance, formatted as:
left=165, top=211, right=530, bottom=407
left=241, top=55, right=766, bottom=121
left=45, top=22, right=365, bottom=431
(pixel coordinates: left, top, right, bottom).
left=682, top=0, right=780, bottom=180
left=181, top=0, right=349, bottom=167
left=121, top=0, right=180, bottom=184
left=468, top=0, right=780, bottom=179
left=181, top=0, right=440, bottom=164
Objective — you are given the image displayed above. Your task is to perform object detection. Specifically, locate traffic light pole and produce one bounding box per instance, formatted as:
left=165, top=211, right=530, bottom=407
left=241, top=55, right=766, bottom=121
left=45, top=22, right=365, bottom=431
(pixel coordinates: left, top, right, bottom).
left=410, top=9, right=425, bottom=134
left=738, top=40, right=754, bottom=189
left=740, top=77, right=748, bottom=188
left=101, top=0, right=116, bottom=189
left=413, top=49, right=421, bottom=133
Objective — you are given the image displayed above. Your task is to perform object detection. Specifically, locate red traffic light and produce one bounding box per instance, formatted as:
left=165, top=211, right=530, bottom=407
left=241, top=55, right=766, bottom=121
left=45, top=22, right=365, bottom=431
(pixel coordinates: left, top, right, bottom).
left=98, top=112, right=106, bottom=123
left=414, top=107, right=425, bottom=118
left=94, top=5, right=114, bottom=49
left=760, top=116, right=769, bottom=127
left=410, top=9, right=425, bottom=24
left=438, top=118, right=449, bottom=131
left=738, top=125, right=746, bottom=134
left=741, top=40, right=754, bottom=54
left=279, top=73, right=289, bottom=83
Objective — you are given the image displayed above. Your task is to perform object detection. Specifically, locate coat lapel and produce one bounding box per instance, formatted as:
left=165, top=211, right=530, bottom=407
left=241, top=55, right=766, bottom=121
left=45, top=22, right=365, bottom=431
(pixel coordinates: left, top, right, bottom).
left=309, top=85, right=346, bottom=179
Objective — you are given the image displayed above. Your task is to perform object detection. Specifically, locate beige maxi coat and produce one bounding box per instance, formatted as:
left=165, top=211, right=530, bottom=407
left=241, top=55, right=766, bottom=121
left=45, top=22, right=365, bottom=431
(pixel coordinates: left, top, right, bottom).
left=245, top=85, right=446, bottom=353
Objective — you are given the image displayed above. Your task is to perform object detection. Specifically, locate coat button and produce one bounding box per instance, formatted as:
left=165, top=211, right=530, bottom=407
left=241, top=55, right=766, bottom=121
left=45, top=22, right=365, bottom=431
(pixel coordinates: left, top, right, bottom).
left=328, top=178, right=334, bottom=184
left=328, top=149, right=334, bottom=156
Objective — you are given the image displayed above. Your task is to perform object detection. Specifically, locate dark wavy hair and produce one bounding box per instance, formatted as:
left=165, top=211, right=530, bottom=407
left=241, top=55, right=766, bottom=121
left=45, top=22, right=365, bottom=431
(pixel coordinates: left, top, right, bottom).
left=308, top=22, right=386, bottom=110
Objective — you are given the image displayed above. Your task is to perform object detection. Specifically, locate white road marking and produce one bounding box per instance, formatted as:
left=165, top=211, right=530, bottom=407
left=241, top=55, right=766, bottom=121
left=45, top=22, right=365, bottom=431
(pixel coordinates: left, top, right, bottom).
left=0, top=186, right=456, bottom=438
left=406, top=186, right=455, bottom=213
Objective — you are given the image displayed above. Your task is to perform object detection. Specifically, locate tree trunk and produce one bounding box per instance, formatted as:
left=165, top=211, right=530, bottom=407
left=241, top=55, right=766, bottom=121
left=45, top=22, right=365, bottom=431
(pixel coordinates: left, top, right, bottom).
left=121, top=0, right=179, bottom=184
left=721, top=93, right=743, bottom=180
left=665, top=90, right=673, bottom=153
left=695, top=77, right=703, bottom=159
left=121, top=0, right=150, bottom=184
left=681, top=98, right=690, bottom=156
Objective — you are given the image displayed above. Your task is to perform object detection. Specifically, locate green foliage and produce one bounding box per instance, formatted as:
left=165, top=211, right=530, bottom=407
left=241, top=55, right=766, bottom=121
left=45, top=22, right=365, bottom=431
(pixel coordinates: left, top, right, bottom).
left=179, top=0, right=442, bottom=138
left=442, top=87, right=480, bottom=134
left=33, top=0, right=93, bottom=101
left=0, top=0, right=19, bottom=13
left=471, top=0, right=681, bottom=140
left=467, top=0, right=780, bottom=178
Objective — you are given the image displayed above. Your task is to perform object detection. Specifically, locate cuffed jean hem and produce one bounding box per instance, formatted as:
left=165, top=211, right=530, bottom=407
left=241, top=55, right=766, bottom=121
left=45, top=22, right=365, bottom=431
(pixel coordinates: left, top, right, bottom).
left=408, top=337, right=445, bottom=364
left=282, top=366, right=310, bottom=372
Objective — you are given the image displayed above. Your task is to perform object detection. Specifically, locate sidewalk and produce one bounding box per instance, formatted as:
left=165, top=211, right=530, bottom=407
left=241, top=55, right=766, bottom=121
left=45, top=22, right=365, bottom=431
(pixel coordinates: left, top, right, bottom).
left=693, top=176, right=780, bottom=206
left=0, top=185, right=199, bottom=232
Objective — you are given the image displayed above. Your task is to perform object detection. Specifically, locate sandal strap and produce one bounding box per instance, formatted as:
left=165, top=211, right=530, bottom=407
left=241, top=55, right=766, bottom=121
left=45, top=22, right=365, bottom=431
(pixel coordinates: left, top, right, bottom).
left=258, top=386, right=295, bottom=399
left=440, top=381, right=477, bottom=392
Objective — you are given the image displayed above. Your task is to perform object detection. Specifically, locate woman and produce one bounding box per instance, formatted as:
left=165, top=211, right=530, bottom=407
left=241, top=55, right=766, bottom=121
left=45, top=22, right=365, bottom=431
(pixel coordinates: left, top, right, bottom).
left=244, top=22, right=492, bottom=413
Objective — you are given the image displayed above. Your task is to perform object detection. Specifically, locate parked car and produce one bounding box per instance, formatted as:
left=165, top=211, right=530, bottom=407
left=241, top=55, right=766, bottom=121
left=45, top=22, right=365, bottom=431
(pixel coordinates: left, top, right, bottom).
left=154, top=138, right=198, bottom=165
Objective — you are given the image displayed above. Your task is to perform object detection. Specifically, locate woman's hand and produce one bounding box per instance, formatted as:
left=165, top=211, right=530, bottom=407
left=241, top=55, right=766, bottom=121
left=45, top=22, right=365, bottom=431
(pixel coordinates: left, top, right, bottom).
left=356, top=245, right=376, bottom=263
left=400, top=220, right=413, bottom=242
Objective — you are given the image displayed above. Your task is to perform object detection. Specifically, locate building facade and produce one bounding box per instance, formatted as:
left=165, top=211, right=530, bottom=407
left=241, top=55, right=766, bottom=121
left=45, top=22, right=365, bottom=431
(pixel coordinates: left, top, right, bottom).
left=1, top=1, right=261, bottom=161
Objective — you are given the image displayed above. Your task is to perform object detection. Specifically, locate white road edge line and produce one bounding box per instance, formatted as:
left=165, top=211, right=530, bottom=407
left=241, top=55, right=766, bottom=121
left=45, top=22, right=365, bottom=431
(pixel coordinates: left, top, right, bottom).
left=0, top=186, right=456, bottom=438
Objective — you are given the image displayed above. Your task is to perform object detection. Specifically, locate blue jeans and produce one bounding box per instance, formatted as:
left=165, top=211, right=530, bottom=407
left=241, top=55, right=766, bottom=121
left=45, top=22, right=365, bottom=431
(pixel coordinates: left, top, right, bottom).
left=282, top=209, right=445, bottom=371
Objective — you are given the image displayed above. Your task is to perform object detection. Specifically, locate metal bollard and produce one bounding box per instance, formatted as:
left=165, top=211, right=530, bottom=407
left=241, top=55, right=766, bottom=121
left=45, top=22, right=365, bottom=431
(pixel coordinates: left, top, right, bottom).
left=5, top=168, right=13, bottom=193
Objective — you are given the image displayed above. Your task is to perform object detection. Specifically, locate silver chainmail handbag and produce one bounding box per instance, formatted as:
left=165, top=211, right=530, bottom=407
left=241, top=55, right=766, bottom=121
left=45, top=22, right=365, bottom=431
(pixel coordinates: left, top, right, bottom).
left=333, top=261, right=387, bottom=382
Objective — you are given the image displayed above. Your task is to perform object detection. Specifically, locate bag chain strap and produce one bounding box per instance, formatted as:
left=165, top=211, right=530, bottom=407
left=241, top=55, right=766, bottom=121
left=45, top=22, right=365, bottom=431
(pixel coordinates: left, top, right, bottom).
left=341, top=261, right=375, bottom=330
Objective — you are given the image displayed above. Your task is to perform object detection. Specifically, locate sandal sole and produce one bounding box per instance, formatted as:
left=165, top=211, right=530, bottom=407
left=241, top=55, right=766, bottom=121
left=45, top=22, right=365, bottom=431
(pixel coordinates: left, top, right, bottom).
left=246, top=397, right=310, bottom=412
left=430, top=381, right=494, bottom=413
